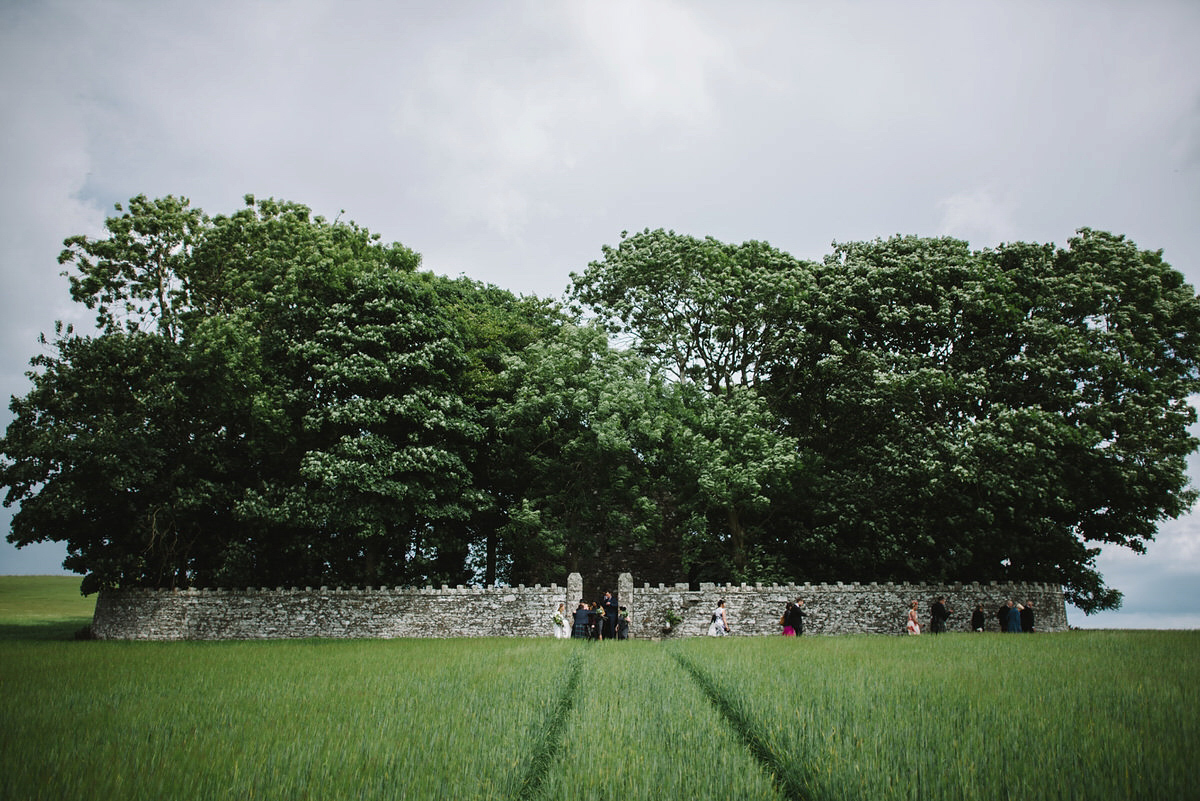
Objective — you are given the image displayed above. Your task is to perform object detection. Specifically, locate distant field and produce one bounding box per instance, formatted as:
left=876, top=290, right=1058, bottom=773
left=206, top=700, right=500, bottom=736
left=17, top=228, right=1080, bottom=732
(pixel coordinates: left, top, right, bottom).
left=1, top=577, right=1197, bottom=800
left=0, top=575, right=94, bottom=640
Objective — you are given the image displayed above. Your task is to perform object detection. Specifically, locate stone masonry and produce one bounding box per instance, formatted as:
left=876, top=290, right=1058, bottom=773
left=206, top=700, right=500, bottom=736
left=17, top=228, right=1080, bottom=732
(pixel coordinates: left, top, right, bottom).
left=91, top=574, right=1067, bottom=640
left=622, top=578, right=1067, bottom=639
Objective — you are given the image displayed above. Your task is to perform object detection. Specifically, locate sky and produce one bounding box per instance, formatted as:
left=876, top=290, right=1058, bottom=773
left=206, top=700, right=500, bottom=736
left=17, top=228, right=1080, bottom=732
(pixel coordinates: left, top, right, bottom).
left=2, top=0, right=1199, bottom=628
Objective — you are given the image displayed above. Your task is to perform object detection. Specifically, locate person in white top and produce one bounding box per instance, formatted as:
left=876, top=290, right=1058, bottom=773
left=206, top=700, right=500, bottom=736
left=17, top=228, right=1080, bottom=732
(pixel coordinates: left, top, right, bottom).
left=552, top=602, right=570, bottom=638
left=906, top=600, right=921, bottom=635
left=707, top=599, right=731, bottom=636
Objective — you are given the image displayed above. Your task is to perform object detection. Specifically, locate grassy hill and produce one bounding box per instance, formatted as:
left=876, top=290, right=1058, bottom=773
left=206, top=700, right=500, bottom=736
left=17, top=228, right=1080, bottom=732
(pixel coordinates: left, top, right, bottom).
left=0, top=575, right=95, bottom=640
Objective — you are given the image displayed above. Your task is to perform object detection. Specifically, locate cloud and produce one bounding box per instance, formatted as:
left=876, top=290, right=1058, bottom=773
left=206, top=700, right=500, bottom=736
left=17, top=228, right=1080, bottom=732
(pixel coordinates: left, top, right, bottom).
left=389, top=0, right=742, bottom=241
left=0, top=3, right=106, bottom=392
left=936, top=189, right=1017, bottom=247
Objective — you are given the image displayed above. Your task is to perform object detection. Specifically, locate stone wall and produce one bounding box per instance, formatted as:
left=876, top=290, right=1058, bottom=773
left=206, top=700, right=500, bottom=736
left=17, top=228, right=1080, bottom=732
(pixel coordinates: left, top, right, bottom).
left=91, top=575, right=1067, bottom=640
left=91, top=583, right=570, bottom=640
left=621, top=579, right=1067, bottom=638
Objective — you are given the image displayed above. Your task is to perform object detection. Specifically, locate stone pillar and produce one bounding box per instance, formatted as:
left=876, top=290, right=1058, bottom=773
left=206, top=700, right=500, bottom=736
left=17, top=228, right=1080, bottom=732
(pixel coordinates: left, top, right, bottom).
left=568, top=573, right=583, bottom=607
left=618, top=572, right=634, bottom=626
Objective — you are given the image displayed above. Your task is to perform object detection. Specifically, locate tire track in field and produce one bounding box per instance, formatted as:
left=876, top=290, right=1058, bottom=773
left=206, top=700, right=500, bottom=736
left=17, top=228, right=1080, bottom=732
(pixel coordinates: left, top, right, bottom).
left=510, top=646, right=585, bottom=801
left=670, top=650, right=824, bottom=801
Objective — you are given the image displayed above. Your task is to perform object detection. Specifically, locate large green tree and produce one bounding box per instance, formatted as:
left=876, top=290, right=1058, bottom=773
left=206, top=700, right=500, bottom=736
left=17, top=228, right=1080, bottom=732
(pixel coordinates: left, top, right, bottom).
left=668, top=381, right=803, bottom=584
left=569, top=229, right=809, bottom=576
left=570, top=229, right=807, bottom=392
left=58, top=194, right=208, bottom=342
left=9, top=196, right=1197, bottom=611
left=492, top=322, right=680, bottom=588
left=2, top=196, right=494, bottom=590
left=230, top=268, right=486, bottom=587
left=432, top=279, right=568, bottom=586
left=1, top=328, right=239, bottom=593
left=577, top=229, right=1200, bottom=612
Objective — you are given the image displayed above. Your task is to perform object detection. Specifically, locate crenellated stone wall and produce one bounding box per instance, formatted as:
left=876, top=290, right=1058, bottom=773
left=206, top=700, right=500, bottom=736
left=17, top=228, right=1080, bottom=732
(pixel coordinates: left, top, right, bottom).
left=91, top=583, right=570, bottom=640
left=91, top=575, right=1067, bottom=640
left=622, top=579, right=1067, bottom=638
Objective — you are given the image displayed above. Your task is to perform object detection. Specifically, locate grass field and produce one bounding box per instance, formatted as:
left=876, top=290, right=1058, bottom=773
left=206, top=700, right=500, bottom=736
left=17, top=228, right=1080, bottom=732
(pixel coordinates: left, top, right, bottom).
left=0, top=575, right=96, bottom=640
left=1, top=577, right=1197, bottom=800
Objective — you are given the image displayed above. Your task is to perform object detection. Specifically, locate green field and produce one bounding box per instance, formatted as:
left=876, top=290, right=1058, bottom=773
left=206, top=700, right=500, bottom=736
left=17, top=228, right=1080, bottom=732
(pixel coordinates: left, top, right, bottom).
left=0, top=575, right=96, bottom=640
left=1, top=577, right=1197, bottom=800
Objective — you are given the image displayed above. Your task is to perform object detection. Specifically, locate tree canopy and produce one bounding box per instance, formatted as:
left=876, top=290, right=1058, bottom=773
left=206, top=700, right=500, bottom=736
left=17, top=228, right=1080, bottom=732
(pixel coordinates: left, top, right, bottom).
left=4, top=202, right=1198, bottom=612
left=571, top=228, right=1200, bottom=611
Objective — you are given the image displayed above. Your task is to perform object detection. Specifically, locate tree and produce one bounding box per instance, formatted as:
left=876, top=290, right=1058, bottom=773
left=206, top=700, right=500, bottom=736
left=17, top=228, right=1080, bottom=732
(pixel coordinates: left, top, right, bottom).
left=492, top=323, right=678, bottom=588
left=3, top=195, right=488, bottom=591
left=233, top=269, right=485, bottom=587
left=432, top=279, right=568, bottom=585
left=569, top=230, right=810, bottom=579
left=668, top=382, right=803, bottom=582
left=570, top=229, right=809, bottom=392
left=762, top=235, right=1005, bottom=582
left=1, top=328, right=240, bottom=593
left=762, top=232, right=1200, bottom=612
left=179, top=197, right=487, bottom=588
left=11, top=197, right=1197, bottom=611
left=578, top=228, right=1200, bottom=612
left=58, top=194, right=208, bottom=342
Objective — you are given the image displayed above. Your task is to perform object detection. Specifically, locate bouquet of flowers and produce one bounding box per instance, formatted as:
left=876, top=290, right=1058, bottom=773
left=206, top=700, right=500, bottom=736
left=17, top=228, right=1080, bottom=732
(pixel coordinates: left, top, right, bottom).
left=553, top=613, right=564, bottom=626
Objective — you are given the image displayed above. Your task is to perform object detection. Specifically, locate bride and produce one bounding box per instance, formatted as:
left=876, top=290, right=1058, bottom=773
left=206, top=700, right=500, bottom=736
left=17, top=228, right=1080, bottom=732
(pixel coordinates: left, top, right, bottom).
left=552, top=602, right=570, bottom=639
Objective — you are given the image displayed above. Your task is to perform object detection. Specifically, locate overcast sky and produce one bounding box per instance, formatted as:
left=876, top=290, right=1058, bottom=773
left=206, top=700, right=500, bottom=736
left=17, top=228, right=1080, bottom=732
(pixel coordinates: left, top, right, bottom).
left=2, top=0, right=1199, bottom=627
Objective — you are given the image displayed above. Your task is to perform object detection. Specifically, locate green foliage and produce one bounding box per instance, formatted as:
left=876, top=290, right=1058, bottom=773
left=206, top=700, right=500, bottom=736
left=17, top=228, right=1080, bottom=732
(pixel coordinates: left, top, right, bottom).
left=669, top=383, right=803, bottom=581
left=1, top=329, right=240, bottom=592
left=5, top=194, right=1197, bottom=608
left=3, top=196, right=502, bottom=591
left=256, top=268, right=486, bottom=586
left=493, top=323, right=679, bottom=585
left=570, top=230, right=811, bottom=580
left=762, top=232, right=1200, bottom=610
left=433, top=279, right=569, bottom=585
left=58, top=194, right=207, bottom=341
left=570, top=228, right=806, bottom=392
left=575, top=228, right=1200, bottom=611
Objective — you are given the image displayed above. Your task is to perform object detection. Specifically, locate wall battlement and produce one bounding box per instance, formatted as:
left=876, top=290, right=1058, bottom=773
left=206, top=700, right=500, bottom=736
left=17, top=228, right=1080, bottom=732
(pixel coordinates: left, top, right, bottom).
left=91, top=575, right=1068, bottom=640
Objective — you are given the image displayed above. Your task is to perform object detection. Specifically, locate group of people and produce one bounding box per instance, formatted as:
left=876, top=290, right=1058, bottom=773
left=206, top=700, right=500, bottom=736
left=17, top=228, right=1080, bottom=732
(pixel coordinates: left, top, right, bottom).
left=907, top=597, right=1037, bottom=634
left=779, top=597, right=806, bottom=635
left=554, top=591, right=630, bottom=640
left=554, top=593, right=1039, bottom=638
left=992, top=599, right=1036, bottom=633
left=720, top=597, right=807, bottom=637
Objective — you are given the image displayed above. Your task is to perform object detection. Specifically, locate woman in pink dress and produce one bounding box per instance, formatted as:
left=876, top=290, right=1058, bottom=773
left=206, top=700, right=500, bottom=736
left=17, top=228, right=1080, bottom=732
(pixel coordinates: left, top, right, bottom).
left=906, top=600, right=921, bottom=635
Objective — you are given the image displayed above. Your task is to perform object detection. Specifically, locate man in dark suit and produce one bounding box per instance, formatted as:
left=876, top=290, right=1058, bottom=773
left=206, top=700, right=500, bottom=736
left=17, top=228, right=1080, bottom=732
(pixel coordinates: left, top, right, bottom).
left=1020, top=601, right=1035, bottom=633
left=601, top=591, right=618, bottom=640
left=786, top=598, right=807, bottom=635
left=930, top=597, right=950, bottom=634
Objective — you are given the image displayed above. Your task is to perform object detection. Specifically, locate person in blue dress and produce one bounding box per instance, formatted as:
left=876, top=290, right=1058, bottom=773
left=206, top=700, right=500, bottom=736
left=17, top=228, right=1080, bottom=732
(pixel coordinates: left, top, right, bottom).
left=1006, top=600, right=1024, bottom=633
